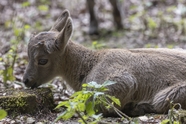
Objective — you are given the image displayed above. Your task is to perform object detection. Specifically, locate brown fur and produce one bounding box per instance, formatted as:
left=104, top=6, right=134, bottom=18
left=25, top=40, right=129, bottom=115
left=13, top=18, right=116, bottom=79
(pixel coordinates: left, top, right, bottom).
left=23, top=10, right=186, bottom=117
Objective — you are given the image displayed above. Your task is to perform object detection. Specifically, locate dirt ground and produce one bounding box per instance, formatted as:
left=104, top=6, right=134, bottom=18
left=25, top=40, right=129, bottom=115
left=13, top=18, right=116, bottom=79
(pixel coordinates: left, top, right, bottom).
left=0, top=0, right=186, bottom=123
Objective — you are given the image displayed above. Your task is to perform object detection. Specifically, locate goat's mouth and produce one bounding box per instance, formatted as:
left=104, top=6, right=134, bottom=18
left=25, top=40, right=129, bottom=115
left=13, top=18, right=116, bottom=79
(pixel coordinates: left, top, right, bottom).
left=23, top=78, right=38, bottom=89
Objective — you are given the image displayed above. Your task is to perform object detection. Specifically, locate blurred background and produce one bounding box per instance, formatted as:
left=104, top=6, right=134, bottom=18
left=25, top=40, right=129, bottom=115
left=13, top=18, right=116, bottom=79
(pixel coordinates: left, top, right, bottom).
left=0, top=0, right=186, bottom=97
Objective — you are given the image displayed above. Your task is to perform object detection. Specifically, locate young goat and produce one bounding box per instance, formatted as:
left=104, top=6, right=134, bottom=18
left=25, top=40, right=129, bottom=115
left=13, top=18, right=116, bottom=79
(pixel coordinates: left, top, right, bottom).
left=23, top=10, right=186, bottom=117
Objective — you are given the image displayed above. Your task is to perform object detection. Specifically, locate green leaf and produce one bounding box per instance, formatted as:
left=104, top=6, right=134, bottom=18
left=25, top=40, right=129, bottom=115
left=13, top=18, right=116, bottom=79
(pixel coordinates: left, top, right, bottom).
left=107, top=95, right=121, bottom=106
left=161, top=119, right=180, bottom=124
left=14, top=28, right=22, bottom=37
left=102, top=80, right=116, bottom=87
left=93, top=92, right=104, bottom=103
left=55, top=81, right=122, bottom=122
left=71, top=91, right=83, bottom=98
left=82, top=83, right=88, bottom=88
left=7, top=67, right=14, bottom=81
left=38, top=5, right=49, bottom=11
left=93, top=92, right=104, bottom=107
left=82, top=91, right=92, bottom=94
left=167, top=6, right=176, bottom=12
left=21, top=1, right=31, bottom=7
left=56, top=110, right=75, bottom=121
left=174, top=122, right=180, bottom=124
left=91, top=113, right=102, bottom=120
left=62, top=110, right=75, bottom=120
left=160, top=119, right=180, bottom=124
left=86, top=102, right=95, bottom=116
left=55, top=101, right=69, bottom=109
left=80, top=93, right=92, bottom=102
left=147, top=17, right=157, bottom=29
left=167, top=44, right=174, bottom=49
left=94, top=92, right=104, bottom=98
left=78, top=115, right=89, bottom=124
left=5, top=20, right=11, bottom=28
left=69, top=102, right=78, bottom=110
left=3, top=67, right=8, bottom=83
left=87, top=81, right=102, bottom=88
left=77, top=103, right=85, bottom=112
left=0, top=109, right=7, bottom=120
left=24, top=25, right=30, bottom=30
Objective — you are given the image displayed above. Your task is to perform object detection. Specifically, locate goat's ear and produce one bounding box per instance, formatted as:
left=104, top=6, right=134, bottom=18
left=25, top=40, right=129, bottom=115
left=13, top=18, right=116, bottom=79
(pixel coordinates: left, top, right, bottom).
left=56, top=17, right=73, bottom=51
left=50, top=9, right=70, bottom=32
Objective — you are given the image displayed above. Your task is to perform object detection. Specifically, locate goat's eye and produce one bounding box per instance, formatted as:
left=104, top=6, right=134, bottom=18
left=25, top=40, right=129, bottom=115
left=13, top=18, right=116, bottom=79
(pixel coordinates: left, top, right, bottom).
left=38, top=59, right=48, bottom=65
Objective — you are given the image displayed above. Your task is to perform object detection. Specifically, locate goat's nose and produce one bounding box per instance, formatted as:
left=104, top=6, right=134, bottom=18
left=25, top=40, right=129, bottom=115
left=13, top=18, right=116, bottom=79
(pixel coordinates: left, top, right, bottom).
left=23, top=78, right=29, bottom=85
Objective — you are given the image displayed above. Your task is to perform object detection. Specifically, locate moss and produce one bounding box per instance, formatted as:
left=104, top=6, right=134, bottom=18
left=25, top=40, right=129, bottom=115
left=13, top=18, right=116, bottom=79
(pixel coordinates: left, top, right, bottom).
left=33, top=88, right=55, bottom=110
left=0, top=90, right=36, bottom=115
left=0, top=88, right=55, bottom=115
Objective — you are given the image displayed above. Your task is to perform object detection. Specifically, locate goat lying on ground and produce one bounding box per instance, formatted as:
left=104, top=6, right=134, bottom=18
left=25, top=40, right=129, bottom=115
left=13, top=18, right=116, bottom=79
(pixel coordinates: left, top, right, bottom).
left=23, top=9, right=186, bottom=117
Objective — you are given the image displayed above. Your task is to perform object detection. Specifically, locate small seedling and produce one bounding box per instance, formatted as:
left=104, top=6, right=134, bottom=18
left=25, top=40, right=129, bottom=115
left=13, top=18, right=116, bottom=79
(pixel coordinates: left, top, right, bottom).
left=55, top=81, right=130, bottom=124
left=161, top=101, right=185, bottom=124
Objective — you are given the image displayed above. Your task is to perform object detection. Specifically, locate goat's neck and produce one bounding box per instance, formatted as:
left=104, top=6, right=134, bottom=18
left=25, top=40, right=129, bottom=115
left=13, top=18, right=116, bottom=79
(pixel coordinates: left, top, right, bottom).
left=59, top=41, right=97, bottom=91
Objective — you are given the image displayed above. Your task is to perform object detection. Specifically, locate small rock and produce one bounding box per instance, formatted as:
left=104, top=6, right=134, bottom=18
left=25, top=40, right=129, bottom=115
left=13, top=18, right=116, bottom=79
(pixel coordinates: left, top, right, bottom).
left=15, top=119, right=22, bottom=123
left=10, top=120, right=16, bottom=124
left=0, top=88, right=55, bottom=115
left=26, top=117, right=35, bottom=124
left=13, top=83, right=22, bottom=89
left=5, top=118, right=11, bottom=122
left=19, top=115, right=27, bottom=121
left=36, top=122, right=45, bottom=124
left=138, top=116, right=149, bottom=122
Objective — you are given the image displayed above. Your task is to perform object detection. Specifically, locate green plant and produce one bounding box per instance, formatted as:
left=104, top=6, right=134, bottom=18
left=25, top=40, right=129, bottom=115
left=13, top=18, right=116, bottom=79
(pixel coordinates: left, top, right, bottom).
left=0, top=16, right=30, bottom=85
left=38, top=5, right=49, bottom=12
left=0, top=109, right=7, bottom=120
left=55, top=81, right=131, bottom=124
left=0, top=48, right=17, bottom=84
left=91, top=41, right=106, bottom=49
left=161, top=101, right=186, bottom=124
left=21, top=1, right=31, bottom=7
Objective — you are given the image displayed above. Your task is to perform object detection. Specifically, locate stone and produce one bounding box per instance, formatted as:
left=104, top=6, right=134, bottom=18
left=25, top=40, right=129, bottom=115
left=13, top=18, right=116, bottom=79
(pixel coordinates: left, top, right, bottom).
left=0, top=88, right=55, bottom=115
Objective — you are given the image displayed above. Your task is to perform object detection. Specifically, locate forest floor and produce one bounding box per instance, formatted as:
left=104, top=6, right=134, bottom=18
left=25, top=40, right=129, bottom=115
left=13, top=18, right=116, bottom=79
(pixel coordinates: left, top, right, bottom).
left=0, top=0, right=186, bottom=123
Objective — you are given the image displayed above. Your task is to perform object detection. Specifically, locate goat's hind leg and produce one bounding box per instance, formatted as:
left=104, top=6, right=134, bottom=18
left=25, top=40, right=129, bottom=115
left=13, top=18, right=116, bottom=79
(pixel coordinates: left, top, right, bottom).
left=152, top=83, right=186, bottom=114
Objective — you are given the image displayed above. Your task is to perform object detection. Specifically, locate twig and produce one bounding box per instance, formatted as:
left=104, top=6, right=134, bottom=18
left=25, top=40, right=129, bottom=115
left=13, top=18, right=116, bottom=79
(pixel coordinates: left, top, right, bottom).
left=98, top=96, right=131, bottom=120
left=75, top=110, right=88, bottom=124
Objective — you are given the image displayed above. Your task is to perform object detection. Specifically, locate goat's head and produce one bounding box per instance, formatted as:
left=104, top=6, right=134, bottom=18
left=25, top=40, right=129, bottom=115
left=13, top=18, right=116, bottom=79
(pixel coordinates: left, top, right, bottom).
left=23, top=10, right=73, bottom=88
